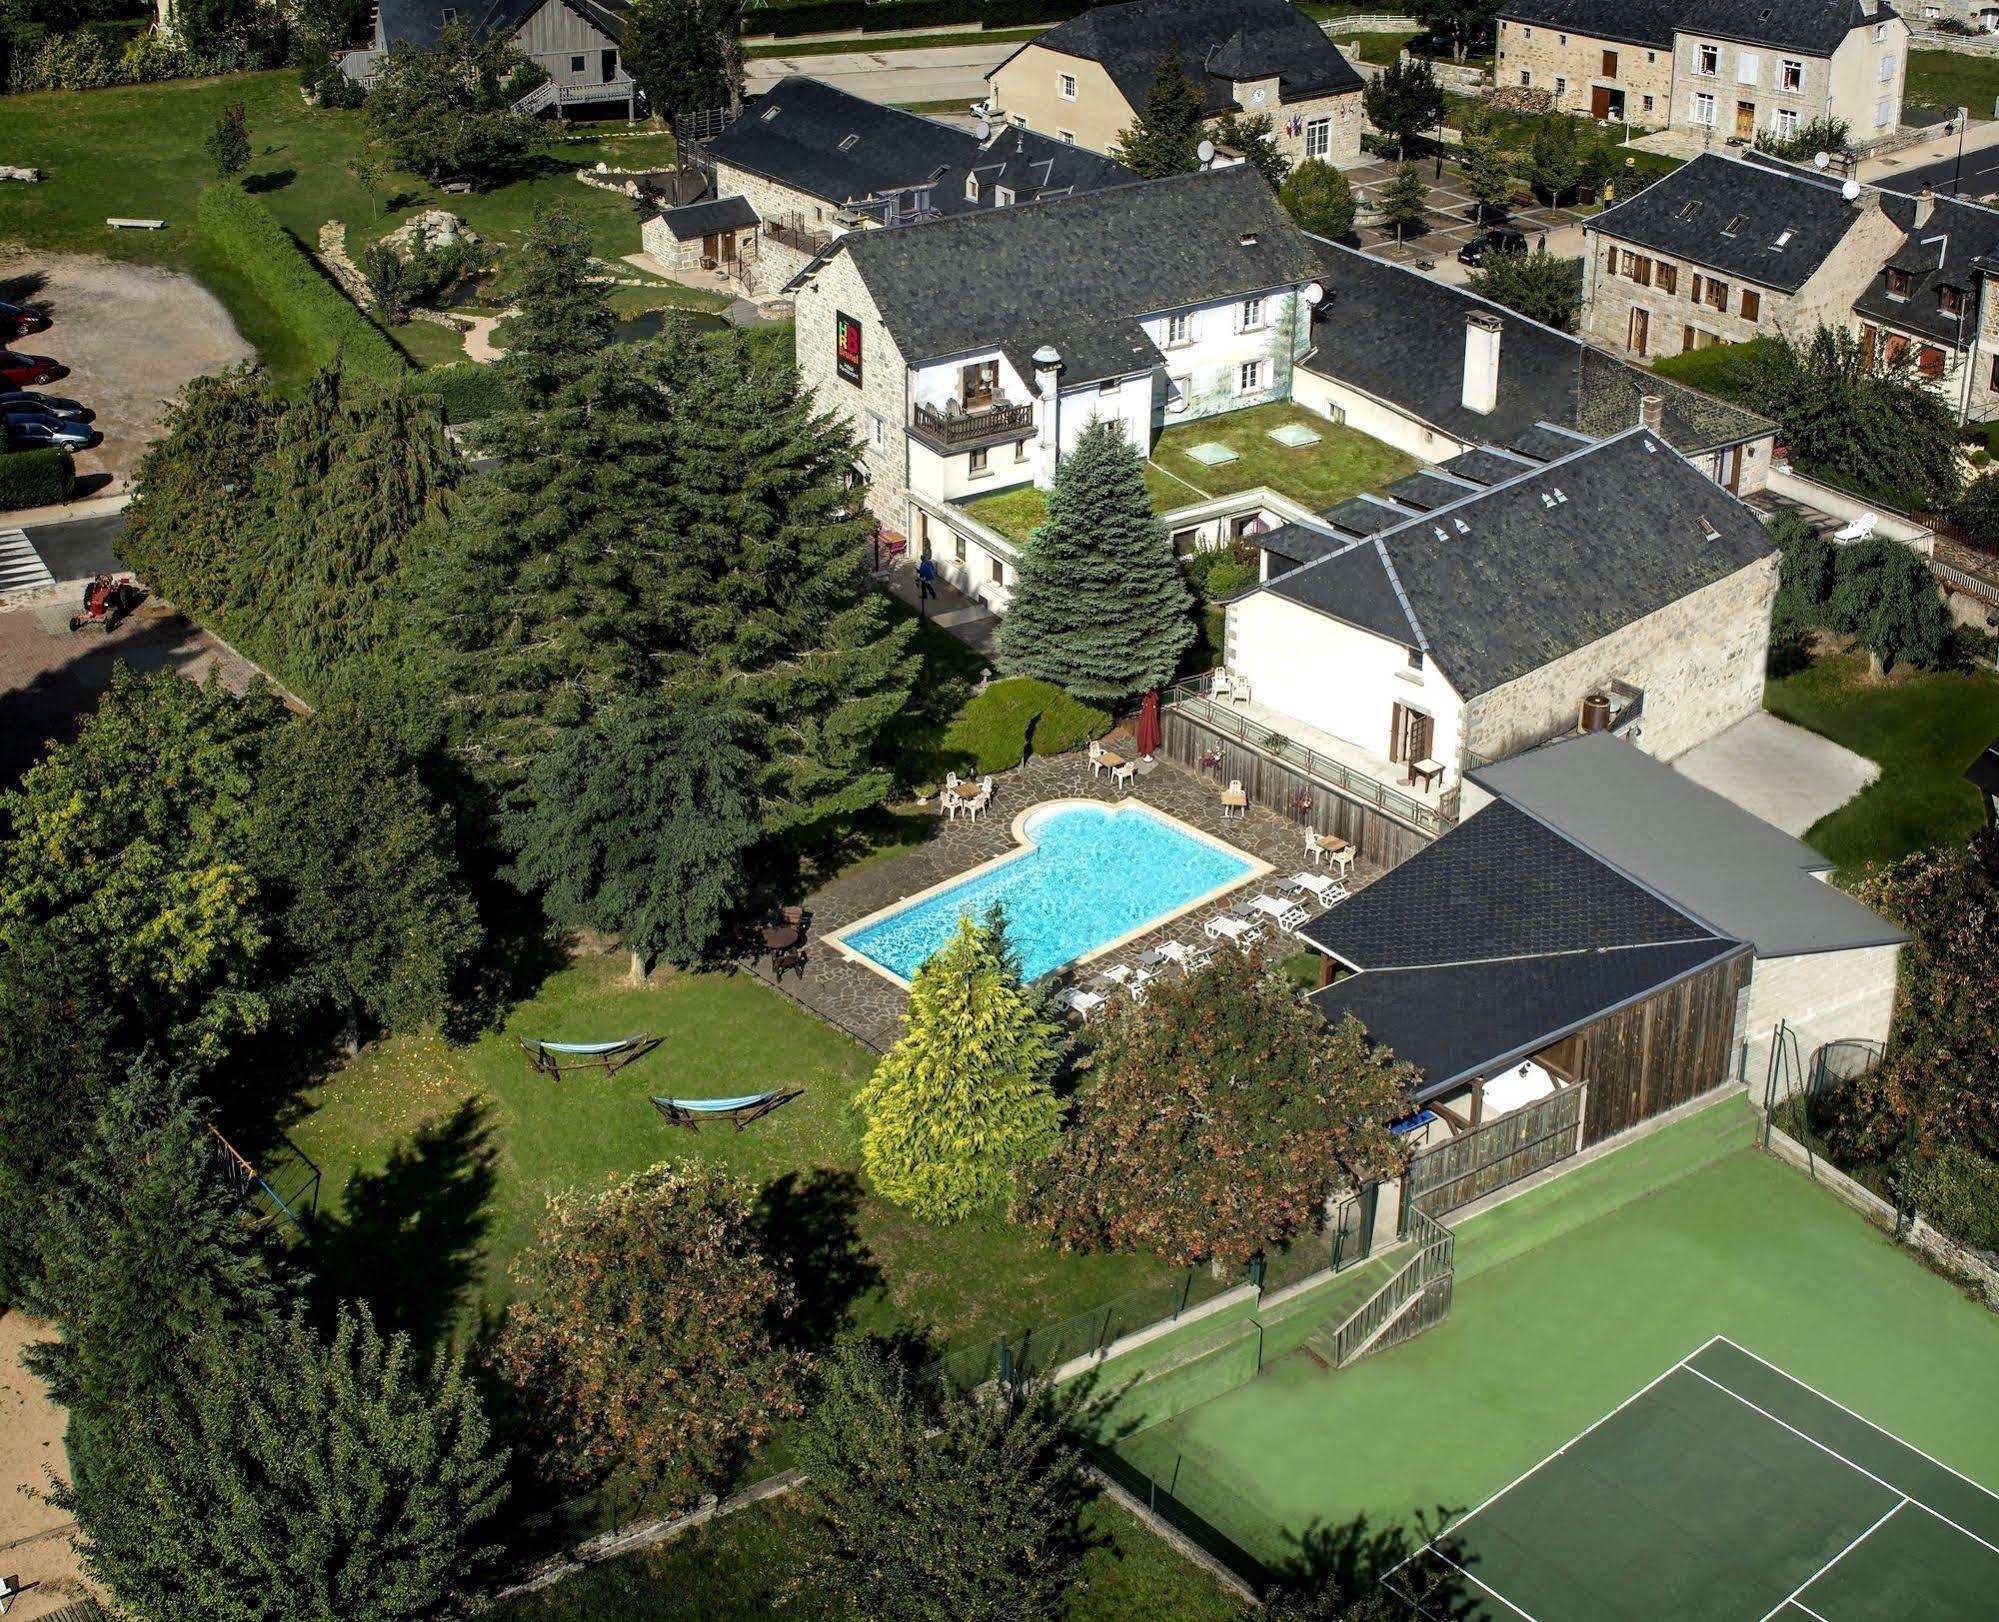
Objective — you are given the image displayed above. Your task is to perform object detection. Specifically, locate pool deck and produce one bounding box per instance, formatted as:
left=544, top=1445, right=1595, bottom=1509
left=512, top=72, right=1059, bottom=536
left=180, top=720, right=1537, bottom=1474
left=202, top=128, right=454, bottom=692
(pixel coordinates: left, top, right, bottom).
left=751, top=744, right=1381, bottom=1052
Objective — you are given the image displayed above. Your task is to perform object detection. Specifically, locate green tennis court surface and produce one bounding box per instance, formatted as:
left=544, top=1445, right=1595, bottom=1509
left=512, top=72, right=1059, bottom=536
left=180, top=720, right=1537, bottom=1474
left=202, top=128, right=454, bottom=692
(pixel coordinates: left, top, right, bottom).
left=1390, top=1335, right=1999, bottom=1621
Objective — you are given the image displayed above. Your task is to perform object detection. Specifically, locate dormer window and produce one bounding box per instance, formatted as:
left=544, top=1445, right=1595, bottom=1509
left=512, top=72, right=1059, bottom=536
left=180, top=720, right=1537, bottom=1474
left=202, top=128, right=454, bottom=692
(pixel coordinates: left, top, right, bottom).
left=995, top=185, right=1014, bottom=206
left=1942, top=284, right=1967, bottom=317
left=965, top=174, right=979, bottom=202
left=1886, top=267, right=1912, bottom=299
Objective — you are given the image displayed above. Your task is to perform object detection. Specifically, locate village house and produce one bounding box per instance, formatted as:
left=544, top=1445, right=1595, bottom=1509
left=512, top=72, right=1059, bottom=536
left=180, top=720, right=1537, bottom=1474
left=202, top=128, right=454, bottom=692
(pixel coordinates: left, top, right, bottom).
left=1586, top=150, right=1999, bottom=419
left=985, top=0, right=1367, bottom=168
left=787, top=164, right=1325, bottom=601
left=1161, top=428, right=1779, bottom=867
left=340, top=0, right=638, bottom=117
left=1295, top=732, right=1904, bottom=1181
left=1494, top=0, right=1908, bottom=141
left=651, top=77, right=1136, bottom=296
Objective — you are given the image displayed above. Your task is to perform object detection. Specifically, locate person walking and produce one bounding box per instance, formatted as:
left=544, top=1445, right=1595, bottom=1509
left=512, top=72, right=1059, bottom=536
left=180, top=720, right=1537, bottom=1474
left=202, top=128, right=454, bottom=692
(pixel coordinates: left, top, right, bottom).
left=916, top=552, right=937, bottom=609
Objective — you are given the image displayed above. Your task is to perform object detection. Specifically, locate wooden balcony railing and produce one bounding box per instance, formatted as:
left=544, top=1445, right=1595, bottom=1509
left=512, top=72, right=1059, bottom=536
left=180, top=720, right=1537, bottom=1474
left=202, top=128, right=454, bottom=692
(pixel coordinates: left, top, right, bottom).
left=910, top=398, right=1036, bottom=451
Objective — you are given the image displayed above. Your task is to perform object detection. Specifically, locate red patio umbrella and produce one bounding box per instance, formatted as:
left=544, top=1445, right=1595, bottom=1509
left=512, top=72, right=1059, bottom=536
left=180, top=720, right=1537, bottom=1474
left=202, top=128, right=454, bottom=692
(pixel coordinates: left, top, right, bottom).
left=1135, top=689, right=1162, bottom=759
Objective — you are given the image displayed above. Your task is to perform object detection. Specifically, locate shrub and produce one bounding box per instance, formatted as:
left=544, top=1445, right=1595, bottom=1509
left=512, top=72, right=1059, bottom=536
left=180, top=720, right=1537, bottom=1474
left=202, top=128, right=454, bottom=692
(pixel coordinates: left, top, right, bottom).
left=1911, top=1144, right=1999, bottom=1254
left=1205, top=557, right=1258, bottom=600
left=0, top=448, right=75, bottom=511
left=195, top=183, right=408, bottom=383
left=938, top=677, right=1110, bottom=775
left=402, top=361, right=507, bottom=423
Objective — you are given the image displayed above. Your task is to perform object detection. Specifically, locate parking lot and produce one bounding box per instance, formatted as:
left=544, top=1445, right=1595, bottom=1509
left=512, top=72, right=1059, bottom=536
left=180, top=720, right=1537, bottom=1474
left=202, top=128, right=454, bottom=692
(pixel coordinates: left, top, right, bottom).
left=1348, top=158, right=1587, bottom=280
left=1, top=250, right=253, bottom=491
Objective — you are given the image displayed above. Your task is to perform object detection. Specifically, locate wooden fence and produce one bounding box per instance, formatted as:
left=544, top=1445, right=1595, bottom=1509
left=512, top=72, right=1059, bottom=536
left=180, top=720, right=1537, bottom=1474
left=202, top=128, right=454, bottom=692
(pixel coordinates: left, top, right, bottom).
left=1407, top=1082, right=1586, bottom=1216
left=1577, top=953, right=1751, bottom=1145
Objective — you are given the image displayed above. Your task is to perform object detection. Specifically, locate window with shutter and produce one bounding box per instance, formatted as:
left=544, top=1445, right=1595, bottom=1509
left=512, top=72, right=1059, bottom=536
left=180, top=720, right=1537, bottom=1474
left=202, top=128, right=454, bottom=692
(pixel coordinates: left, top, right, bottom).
left=1741, top=288, right=1761, bottom=322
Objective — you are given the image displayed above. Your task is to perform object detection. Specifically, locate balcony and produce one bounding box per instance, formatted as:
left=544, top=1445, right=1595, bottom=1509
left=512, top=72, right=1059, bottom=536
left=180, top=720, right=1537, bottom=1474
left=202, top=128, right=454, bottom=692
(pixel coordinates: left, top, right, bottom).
left=763, top=218, right=833, bottom=257
left=910, top=398, right=1036, bottom=453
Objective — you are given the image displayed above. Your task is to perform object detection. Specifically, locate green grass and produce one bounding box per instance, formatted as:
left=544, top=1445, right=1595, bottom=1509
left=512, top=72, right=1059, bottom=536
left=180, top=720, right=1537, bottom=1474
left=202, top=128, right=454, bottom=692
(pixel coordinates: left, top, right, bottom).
left=1650, top=337, right=1776, bottom=405
left=745, top=24, right=1047, bottom=57
left=485, top=1490, right=1246, bottom=1621
left=389, top=318, right=469, bottom=367
left=895, top=98, right=978, bottom=114
left=1110, top=1101, right=1999, bottom=1577
left=1905, top=48, right=1999, bottom=117
left=1764, top=651, right=1999, bottom=881
left=1334, top=29, right=1418, bottom=66
left=1151, top=403, right=1419, bottom=511
left=0, top=72, right=666, bottom=389
left=285, top=953, right=1175, bottom=1353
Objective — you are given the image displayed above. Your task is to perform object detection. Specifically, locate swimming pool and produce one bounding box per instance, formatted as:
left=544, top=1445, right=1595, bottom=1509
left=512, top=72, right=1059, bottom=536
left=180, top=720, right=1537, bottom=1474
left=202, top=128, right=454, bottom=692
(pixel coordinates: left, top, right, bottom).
left=832, top=800, right=1263, bottom=986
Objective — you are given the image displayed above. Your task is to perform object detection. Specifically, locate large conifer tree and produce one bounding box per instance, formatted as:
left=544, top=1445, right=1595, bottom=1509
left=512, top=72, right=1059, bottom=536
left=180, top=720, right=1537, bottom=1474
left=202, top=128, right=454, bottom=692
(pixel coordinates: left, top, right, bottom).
left=1112, top=46, right=1204, bottom=177
left=499, top=205, right=617, bottom=404
left=998, top=419, right=1194, bottom=703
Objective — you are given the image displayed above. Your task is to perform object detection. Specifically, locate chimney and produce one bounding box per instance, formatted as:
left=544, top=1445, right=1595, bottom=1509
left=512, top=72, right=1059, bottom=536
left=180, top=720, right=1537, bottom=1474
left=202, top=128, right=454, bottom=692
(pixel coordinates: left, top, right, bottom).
left=1638, top=393, right=1664, bottom=433
left=1915, top=182, right=1936, bottom=230
left=1462, top=312, right=1503, bottom=417
left=1032, top=344, right=1062, bottom=489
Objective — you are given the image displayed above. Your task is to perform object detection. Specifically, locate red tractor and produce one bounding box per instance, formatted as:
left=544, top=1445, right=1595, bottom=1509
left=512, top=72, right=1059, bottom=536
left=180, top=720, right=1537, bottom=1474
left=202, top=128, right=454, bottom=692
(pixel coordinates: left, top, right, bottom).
left=69, top=572, right=142, bottom=633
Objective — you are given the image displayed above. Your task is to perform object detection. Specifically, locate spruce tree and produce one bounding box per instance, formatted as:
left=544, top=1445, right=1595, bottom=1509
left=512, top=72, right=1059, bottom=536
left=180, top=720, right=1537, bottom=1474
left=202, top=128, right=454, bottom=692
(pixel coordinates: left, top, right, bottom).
left=500, top=205, right=617, bottom=404
left=858, top=909, right=1062, bottom=1223
left=998, top=418, right=1194, bottom=703
left=1376, top=162, right=1431, bottom=243
left=1112, top=46, right=1205, bottom=177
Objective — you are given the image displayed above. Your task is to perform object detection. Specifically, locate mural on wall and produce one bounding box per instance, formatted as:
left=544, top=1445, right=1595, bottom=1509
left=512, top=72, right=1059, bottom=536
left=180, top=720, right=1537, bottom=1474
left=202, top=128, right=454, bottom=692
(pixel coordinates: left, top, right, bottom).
left=836, top=311, right=864, bottom=386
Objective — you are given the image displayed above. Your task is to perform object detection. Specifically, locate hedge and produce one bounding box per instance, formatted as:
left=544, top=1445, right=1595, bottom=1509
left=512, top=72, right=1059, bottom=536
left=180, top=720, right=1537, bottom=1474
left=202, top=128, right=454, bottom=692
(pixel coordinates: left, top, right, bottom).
left=403, top=361, right=509, bottom=424
left=196, top=184, right=409, bottom=384
left=750, top=0, right=1091, bottom=39
left=939, top=677, right=1110, bottom=776
left=0, top=448, right=76, bottom=511
left=1911, top=1145, right=1999, bottom=1254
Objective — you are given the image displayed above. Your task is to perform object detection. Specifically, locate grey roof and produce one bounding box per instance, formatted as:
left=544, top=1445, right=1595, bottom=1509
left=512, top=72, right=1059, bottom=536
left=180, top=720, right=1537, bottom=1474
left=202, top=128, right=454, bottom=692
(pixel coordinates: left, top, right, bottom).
left=1020, top=0, right=1363, bottom=117
left=658, top=195, right=758, bottom=241
left=1382, top=469, right=1482, bottom=511
left=1471, top=733, right=1909, bottom=958
left=1967, top=734, right=1999, bottom=797
left=828, top=164, right=1319, bottom=369
left=376, top=0, right=621, bottom=52
left=1508, top=423, right=1597, bottom=461
left=1263, top=429, right=1779, bottom=697
left=1440, top=446, right=1538, bottom=485
left=1297, top=238, right=1771, bottom=458
left=1498, top=0, right=1891, bottom=54
left=1319, top=495, right=1414, bottom=536
left=1857, top=192, right=1999, bottom=348
left=1591, top=151, right=1874, bottom=294
left=998, top=319, right=1165, bottom=387
left=1301, top=798, right=1743, bottom=1094
left=708, top=77, right=1134, bottom=216
left=1256, top=520, right=1349, bottom=569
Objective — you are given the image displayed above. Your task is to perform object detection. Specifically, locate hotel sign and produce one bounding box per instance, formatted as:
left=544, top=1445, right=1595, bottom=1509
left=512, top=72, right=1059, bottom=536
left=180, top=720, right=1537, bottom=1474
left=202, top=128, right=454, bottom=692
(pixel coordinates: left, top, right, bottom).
left=836, top=311, right=863, bottom=386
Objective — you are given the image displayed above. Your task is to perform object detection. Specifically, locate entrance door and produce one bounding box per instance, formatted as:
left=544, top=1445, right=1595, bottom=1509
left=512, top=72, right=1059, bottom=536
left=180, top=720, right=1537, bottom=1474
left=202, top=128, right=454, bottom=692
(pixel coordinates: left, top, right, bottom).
left=1735, top=100, right=1756, bottom=139
left=1716, top=445, right=1741, bottom=493
left=1389, top=702, right=1433, bottom=772
left=1628, top=305, right=1650, bottom=357
left=602, top=48, right=618, bottom=83
left=1591, top=85, right=1612, bottom=119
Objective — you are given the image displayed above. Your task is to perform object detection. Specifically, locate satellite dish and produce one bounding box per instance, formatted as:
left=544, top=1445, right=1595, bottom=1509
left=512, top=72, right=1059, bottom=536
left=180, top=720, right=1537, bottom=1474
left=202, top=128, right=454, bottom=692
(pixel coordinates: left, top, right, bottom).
left=974, top=119, right=991, bottom=141
left=1197, top=138, right=1216, bottom=165
left=1813, top=150, right=1832, bottom=169
left=1842, top=178, right=1862, bottom=202
left=1302, top=280, right=1324, bottom=306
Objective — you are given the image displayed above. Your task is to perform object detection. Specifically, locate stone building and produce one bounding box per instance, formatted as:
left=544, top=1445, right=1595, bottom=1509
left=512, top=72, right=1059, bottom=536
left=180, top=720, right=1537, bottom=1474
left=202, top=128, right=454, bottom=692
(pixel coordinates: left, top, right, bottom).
left=650, top=76, right=1135, bottom=296
left=1495, top=0, right=1908, bottom=142
left=340, top=0, right=638, bottom=116
left=986, top=0, right=1367, bottom=168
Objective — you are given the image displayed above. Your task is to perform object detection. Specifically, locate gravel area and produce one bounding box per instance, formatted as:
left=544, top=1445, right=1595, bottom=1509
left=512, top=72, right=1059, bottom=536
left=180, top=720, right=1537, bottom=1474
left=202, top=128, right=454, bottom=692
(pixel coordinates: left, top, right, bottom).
left=0, top=1310, right=99, bottom=1619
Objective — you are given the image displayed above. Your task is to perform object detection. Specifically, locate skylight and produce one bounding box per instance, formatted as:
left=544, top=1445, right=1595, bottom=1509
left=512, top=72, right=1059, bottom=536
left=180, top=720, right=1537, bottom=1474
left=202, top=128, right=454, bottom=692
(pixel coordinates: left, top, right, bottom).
left=838, top=134, right=859, bottom=151
left=1723, top=214, right=1745, bottom=236
left=1774, top=229, right=1793, bottom=249
left=760, top=104, right=780, bottom=122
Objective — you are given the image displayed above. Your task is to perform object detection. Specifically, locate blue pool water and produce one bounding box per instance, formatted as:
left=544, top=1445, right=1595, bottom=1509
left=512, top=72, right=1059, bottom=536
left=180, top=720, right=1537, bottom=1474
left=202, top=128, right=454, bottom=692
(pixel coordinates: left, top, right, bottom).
left=840, top=802, right=1255, bottom=983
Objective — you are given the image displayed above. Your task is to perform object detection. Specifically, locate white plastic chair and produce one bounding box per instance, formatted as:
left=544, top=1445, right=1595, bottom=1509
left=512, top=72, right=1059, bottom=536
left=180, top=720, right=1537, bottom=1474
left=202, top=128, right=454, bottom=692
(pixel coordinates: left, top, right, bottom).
left=1057, top=987, right=1107, bottom=1022
left=1111, top=761, right=1137, bottom=792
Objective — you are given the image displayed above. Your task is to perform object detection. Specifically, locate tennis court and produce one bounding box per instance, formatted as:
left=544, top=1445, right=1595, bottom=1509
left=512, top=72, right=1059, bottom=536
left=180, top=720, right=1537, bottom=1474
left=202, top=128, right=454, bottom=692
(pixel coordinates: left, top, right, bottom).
left=1389, top=1335, right=1999, bottom=1620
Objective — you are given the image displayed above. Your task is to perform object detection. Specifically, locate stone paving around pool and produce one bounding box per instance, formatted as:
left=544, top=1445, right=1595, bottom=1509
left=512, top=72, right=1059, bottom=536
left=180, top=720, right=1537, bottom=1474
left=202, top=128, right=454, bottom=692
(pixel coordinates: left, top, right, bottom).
left=747, top=744, right=1381, bottom=1053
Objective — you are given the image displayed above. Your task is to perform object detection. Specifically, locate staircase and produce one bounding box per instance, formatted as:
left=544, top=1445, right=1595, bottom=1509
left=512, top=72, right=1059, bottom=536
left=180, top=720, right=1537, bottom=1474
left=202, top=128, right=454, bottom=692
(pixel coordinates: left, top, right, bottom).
left=1302, top=1206, right=1454, bottom=1370
left=512, top=79, right=559, bottom=116
left=0, top=527, right=53, bottom=599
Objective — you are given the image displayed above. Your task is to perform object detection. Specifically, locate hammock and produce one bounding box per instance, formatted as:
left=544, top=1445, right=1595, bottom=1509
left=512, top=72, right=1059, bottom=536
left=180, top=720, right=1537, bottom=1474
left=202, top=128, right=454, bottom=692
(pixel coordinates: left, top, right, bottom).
left=517, top=1033, right=653, bottom=1079
left=650, top=1090, right=801, bottom=1132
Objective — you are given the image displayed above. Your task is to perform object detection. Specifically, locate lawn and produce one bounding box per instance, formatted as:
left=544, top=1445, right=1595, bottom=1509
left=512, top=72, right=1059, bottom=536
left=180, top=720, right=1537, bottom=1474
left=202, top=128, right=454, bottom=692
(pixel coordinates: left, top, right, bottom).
left=1905, top=47, right=1999, bottom=117
left=1764, top=650, right=1999, bottom=881
left=0, top=72, right=681, bottom=388
left=1332, top=29, right=1418, bottom=67
left=487, top=1490, right=1246, bottom=1621
left=284, top=953, right=1176, bottom=1358
left=1151, top=403, right=1418, bottom=510
left=1109, top=1100, right=1999, bottom=1578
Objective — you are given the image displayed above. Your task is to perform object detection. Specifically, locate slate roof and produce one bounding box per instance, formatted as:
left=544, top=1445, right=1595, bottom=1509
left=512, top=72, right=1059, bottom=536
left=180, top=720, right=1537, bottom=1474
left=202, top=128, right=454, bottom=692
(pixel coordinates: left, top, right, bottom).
left=828, top=164, right=1319, bottom=369
left=1261, top=428, right=1779, bottom=696
left=657, top=195, right=758, bottom=241
left=1439, top=446, right=1537, bottom=485
left=709, top=77, right=1135, bottom=216
left=1296, top=238, right=1771, bottom=457
left=1017, top=0, right=1363, bottom=117
left=1382, top=469, right=1482, bottom=511
left=1301, top=798, right=1744, bottom=1093
left=1967, top=733, right=1999, bottom=798
left=1591, top=151, right=1873, bottom=294
left=1319, top=495, right=1413, bottom=535
left=1495, top=0, right=1682, bottom=49
left=1470, top=733, right=1910, bottom=958
left=1497, top=0, right=1892, bottom=55
left=1856, top=191, right=1999, bottom=348
left=376, top=0, right=621, bottom=52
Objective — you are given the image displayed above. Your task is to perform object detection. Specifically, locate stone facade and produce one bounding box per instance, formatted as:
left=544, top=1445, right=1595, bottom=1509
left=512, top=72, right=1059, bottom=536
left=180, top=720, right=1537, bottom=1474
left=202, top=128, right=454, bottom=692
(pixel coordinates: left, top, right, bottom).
left=790, top=249, right=911, bottom=534
left=1237, top=81, right=1367, bottom=168
left=1495, top=19, right=1675, bottom=125
left=1461, top=551, right=1779, bottom=768
left=1583, top=200, right=1905, bottom=363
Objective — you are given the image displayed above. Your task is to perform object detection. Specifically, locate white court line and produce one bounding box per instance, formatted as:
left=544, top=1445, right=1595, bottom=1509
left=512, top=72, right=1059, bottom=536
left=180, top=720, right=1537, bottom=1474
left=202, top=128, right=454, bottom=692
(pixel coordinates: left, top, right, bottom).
left=1709, top=1337, right=1999, bottom=1511
left=1789, top=1602, right=1834, bottom=1622
left=1754, top=1497, right=1907, bottom=1622
left=1427, top=1547, right=1541, bottom=1622
left=1682, top=1365, right=1999, bottom=1563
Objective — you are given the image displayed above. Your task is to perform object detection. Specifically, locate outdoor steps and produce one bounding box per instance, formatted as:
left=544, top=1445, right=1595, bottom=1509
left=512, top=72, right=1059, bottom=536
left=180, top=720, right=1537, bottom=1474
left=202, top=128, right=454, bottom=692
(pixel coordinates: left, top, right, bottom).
left=0, top=528, right=53, bottom=598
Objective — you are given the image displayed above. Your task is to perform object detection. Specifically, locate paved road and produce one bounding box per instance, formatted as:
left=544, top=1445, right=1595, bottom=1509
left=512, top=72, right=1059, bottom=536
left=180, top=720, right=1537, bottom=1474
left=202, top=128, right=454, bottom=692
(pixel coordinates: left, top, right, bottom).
left=1863, top=121, right=1999, bottom=197
left=746, top=42, right=1016, bottom=107
left=22, top=511, right=125, bottom=584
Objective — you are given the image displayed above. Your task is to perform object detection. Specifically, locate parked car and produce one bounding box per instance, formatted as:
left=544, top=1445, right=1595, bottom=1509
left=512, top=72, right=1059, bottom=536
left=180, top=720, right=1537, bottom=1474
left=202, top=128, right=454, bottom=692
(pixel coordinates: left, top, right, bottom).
left=1457, top=228, right=1528, bottom=267
left=0, top=390, right=88, bottom=420
left=0, top=352, right=64, bottom=387
left=5, top=413, right=99, bottom=451
left=0, top=300, right=51, bottom=338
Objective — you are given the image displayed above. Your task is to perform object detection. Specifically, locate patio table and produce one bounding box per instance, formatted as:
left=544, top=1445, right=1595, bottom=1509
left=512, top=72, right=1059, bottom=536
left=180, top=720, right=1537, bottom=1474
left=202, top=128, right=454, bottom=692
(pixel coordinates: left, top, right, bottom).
left=760, top=924, right=803, bottom=956
left=1410, top=758, right=1446, bottom=793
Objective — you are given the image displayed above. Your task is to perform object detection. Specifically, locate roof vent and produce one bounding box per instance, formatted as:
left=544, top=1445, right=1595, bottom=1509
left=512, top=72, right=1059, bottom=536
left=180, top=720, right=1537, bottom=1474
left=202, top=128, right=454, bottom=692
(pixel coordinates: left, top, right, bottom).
left=1540, top=492, right=1556, bottom=509
left=1552, top=487, right=1567, bottom=504
left=1454, top=518, right=1470, bottom=534
left=1434, top=526, right=1448, bottom=541
left=1239, top=230, right=1260, bottom=247
left=1699, top=516, right=1721, bottom=540
left=760, top=104, right=780, bottom=122
left=1642, top=438, right=1657, bottom=453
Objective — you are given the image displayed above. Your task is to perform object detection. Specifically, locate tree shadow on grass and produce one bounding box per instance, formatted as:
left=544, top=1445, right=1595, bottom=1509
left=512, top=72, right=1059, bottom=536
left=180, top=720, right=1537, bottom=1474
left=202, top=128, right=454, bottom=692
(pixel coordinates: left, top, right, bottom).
left=756, top=1169, right=882, bottom=1345
left=242, top=167, right=296, bottom=194
left=1269, top=1506, right=1481, bottom=1619
left=308, top=1095, right=499, bottom=1356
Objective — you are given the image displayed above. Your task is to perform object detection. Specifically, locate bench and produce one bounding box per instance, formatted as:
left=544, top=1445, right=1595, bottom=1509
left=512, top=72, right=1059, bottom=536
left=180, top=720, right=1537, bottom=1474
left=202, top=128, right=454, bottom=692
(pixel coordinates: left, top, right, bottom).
left=107, top=216, right=166, bottom=230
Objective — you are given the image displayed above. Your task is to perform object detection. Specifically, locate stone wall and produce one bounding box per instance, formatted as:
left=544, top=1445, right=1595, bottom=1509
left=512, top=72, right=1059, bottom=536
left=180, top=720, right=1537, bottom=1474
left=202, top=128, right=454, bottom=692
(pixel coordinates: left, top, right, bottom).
left=1495, top=19, right=1674, bottom=124
left=1264, top=88, right=1368, bottom=168
left=1462, top=551, right=1778, bottom=766
left=790, top=248, right=910, bottom=534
